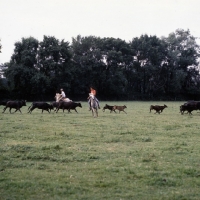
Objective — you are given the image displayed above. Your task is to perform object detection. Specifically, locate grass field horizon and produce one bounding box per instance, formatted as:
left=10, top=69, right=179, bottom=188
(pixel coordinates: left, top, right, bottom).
left=0, top=101, right=200, bottom=199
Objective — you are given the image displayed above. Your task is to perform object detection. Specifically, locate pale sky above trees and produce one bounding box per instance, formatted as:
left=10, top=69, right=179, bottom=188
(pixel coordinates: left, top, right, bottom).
left=0, top=0, right=200, bottom=63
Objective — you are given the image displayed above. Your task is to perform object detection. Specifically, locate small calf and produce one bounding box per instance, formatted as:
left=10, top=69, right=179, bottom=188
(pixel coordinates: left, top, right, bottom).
left=150, top=104, right=167, bottom=114
left=102, top=104, right=116, bottom=113
left=112, top=105, right=127, bottom=114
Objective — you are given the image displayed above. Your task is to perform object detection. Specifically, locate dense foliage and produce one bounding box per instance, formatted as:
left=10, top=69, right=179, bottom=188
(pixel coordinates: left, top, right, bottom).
left=1, top=29, right=200, bottom=101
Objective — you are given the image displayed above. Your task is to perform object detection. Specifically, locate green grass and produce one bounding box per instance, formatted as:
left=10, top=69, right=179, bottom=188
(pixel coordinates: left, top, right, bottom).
left=0, top=101, right=200, bottom=200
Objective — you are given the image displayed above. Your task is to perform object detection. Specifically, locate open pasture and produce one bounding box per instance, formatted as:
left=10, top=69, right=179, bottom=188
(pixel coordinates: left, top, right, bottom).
left=0, top=101, right=200, bottom=199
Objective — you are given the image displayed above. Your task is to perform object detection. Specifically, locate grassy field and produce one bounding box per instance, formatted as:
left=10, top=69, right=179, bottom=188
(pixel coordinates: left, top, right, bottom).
left=0, top=101, right=200, bottom=200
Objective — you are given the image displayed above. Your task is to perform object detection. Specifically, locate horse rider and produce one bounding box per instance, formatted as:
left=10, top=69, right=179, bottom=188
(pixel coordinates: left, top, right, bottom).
left=59, top=88, right=66, bottom=101
left=88, top=87, right=100, bottom=110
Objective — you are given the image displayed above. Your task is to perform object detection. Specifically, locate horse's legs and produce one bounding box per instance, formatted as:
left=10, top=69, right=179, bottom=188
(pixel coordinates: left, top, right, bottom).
left=92, top=109, right=96, bottom=117
left=92, top=108, right=98, bottom=117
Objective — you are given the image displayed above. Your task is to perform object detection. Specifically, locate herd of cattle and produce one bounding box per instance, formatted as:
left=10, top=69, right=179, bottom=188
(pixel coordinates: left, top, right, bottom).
left=0, top=100, right=200, bottom=115
left=149, top=101, right=200, bottom=115
left=0, top=100, right=82, bottom=114
left=0, top=100, right=128, bottom=114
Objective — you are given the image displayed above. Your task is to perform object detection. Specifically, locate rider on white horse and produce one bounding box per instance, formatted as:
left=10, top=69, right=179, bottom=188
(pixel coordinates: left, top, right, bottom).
left=55, top=89, right=72, bottom=102
left=60, top=88, right=66, bottom=101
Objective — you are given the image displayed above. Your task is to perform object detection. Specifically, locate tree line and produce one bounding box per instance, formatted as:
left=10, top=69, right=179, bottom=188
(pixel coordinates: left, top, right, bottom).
left=0, top=29, right=200, bottom=101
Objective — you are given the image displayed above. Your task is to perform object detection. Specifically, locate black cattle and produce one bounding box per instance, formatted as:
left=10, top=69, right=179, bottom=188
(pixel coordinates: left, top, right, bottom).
left=180, top=104, right=194, bottom=115
left=180, top=101, right=200, bottom=115
left=50, top=101, right=60, bottom=112
left=68, top=102, right=82, bottom=113
left=56, top=101, right=82, bottom=113
left=28, top=102, right=53, bottom=113
left=2, top=100, right=26, bottom=113
left=102, top=104, right=116, bottom=113
left=150, top=104, right=167, bottom=114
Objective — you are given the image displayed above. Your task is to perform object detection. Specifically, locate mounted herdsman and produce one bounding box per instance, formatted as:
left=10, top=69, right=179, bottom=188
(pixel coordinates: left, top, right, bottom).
left=88, top=87, right=100, bottom=111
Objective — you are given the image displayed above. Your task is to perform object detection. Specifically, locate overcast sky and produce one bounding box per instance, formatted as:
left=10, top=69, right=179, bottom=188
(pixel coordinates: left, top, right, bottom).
left=0, top=0, right=200, bottom=63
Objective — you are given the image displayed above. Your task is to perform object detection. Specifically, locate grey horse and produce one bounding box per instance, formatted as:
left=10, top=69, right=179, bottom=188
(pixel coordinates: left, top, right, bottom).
left=88, top=96, right=98, bottom=117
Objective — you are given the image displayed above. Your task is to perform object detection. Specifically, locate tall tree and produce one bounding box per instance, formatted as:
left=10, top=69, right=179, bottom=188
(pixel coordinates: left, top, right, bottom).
left=4, top=37, right=39, bottom=99
left=71, top=36, right=129, bottom=99
left=10, top=37, right=39, bottom=68
left=4, top=36, right=72, bottom=100
left=130, top=35, right=168, bottom=99
left=0, top=63, right=9, bottom=99
left=100, top=37, right=129, bottom=99
left=71, top=35, right=106, bottom=96
left=37, top=36, right=72, bottom=96
left=162, top=29, right=200, bottom=98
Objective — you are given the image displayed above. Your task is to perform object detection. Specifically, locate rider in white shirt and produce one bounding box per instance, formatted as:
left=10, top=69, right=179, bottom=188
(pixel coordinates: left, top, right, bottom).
left=60, top=88, right=66, bottom=100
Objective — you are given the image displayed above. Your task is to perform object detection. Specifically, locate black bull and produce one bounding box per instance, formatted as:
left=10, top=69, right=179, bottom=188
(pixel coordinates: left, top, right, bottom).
left=2, top=100, right=26, bottom=113
left=180, top=101, right=200, bottom=115
left=28, top=102, right=53, bottom=113
left=56, top=101, right=82, bottom=113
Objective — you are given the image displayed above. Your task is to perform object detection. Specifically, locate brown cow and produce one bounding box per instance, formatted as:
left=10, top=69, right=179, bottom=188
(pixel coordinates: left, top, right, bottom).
left=150, top=104, right=167, bottom=114
left=102, top=104, right=116, bottom=113
left=112, top=105, right=127, bottom=114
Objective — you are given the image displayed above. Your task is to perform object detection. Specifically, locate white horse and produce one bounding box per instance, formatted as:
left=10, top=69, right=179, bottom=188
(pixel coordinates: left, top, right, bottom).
left=55, top=93, right=72, bottom=102
left=88, top=95, right=98, bottom=117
